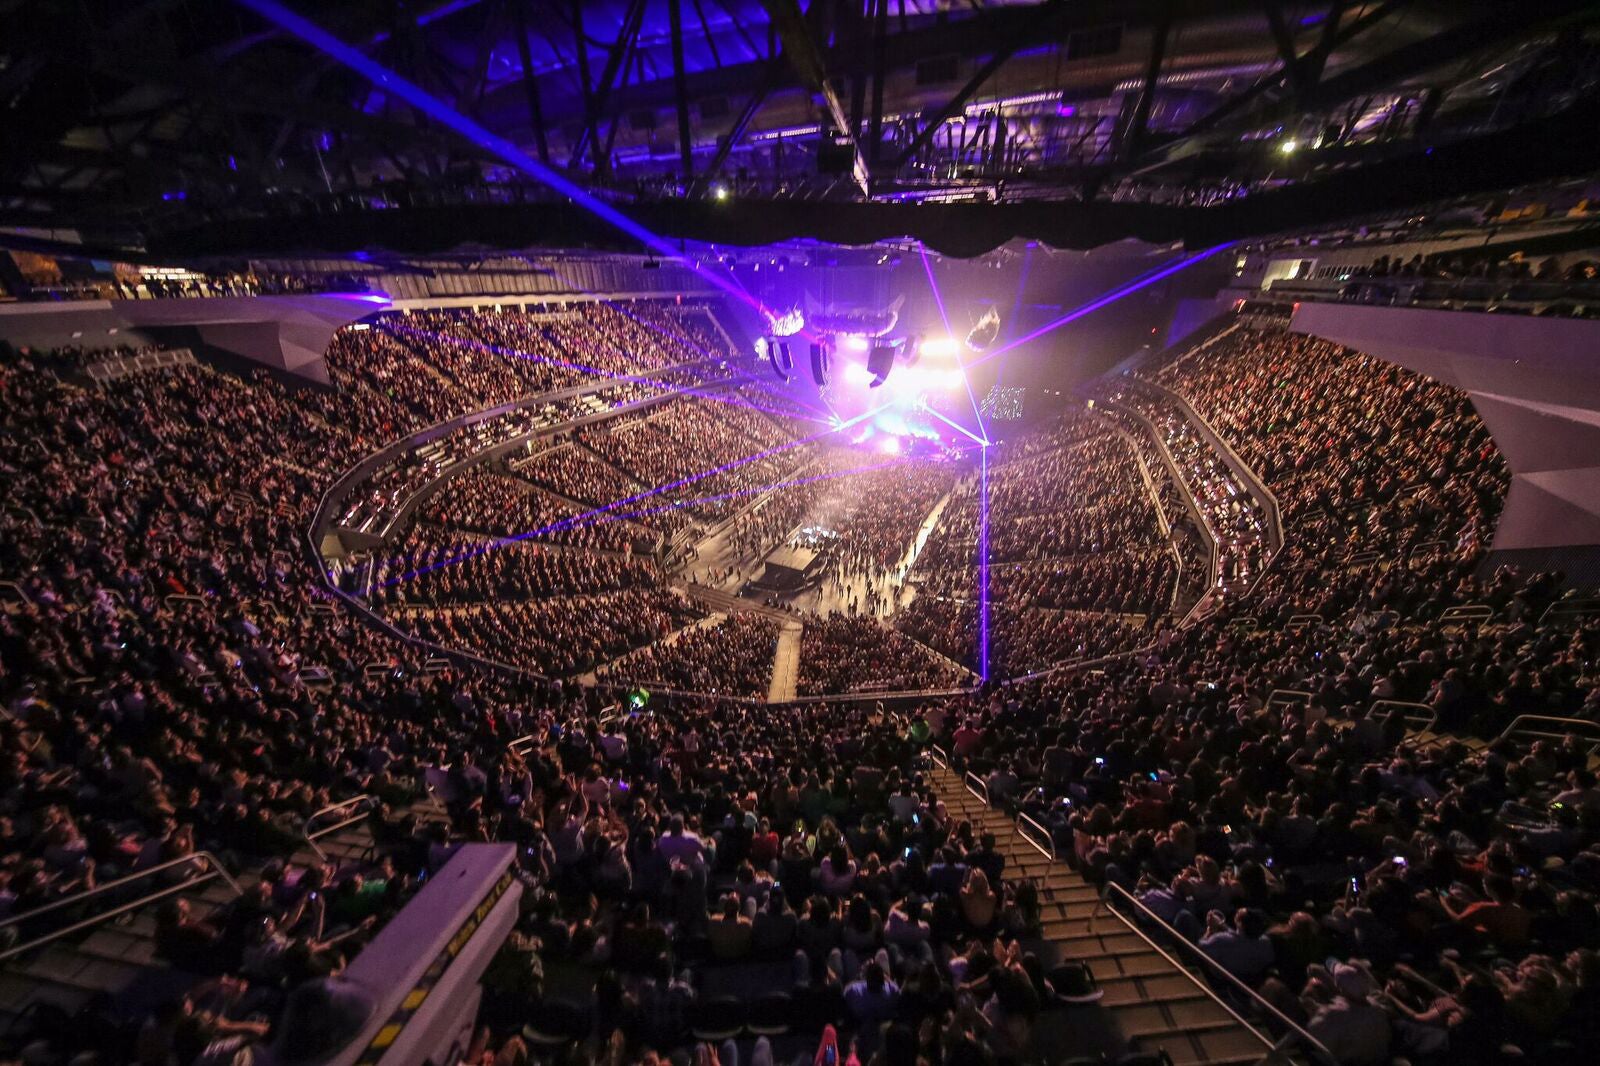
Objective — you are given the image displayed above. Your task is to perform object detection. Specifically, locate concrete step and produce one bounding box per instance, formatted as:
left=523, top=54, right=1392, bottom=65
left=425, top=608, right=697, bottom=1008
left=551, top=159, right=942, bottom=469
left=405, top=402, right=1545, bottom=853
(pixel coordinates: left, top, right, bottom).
left=929, top=767, right=1274, bottom=1066
left=0, top=971, right=91, bottom=1017
left=77, top=927, right=161, bottom=966
left=13, top=944, right=149, bottom=996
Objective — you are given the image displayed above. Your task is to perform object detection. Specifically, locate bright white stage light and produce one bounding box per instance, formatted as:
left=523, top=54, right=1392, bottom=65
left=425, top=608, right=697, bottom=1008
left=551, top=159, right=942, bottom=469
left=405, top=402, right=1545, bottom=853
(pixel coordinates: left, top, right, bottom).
left=919, top=336, right=959, bottom=359
left=879, top=436, right=902, bottom=455
left=841, top=334, right=870, bottom=352
left=843, top=362, right=873, bottom=386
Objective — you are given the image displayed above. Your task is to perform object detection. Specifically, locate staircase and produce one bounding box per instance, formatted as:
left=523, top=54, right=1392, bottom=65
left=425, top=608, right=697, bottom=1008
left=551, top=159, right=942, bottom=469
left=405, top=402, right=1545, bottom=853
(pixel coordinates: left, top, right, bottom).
left=0, top=803, right=393, bottom=1048
left=929, top=764, right=1277, bottom=1066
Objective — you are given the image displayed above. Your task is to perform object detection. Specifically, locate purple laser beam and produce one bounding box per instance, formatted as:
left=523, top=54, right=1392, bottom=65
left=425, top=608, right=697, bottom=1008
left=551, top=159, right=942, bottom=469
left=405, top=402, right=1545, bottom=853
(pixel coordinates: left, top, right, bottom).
left=978, top=441, right=992, bottom=680
left=920, top=246, right=989, bottom=444
left=377, top=436, right=933, bottom=586
left=233, top=0, right=811, bottom=338
left=387, top=321, right=830, bottom=425
left=965, top=243, right=1234, bottom=369
left=379, top=400, right=897, bottom=585
left=921, top=403, right=990, bottom=449
left=1001, top=242, right=1034, bottom=385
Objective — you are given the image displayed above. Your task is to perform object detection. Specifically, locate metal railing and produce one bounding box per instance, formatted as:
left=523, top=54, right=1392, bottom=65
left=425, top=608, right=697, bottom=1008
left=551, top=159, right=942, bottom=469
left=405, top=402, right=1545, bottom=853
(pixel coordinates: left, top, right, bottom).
left=1406, top=539, right=1449, bottom=566
left=0, top=852, right=241, bottom=964
left=1371, top=699, right=1438, bottom=733
left=1540, top=597, right=1600, bottom=627
left=1498, top=715, right=1600, bottom=753
left=1097, top=882, right=1338, bottom=1066
left=963, top=771, right=990, bottom=807
left=302, top=796, right=380, bottom=861
left=507, top=731, right=543, bottom=760
left=1016, top=811, right=1057, bottom=861
left=1266, top=689, right=1314, bottom=711
left=1439, top=603, right=1494, bottom=626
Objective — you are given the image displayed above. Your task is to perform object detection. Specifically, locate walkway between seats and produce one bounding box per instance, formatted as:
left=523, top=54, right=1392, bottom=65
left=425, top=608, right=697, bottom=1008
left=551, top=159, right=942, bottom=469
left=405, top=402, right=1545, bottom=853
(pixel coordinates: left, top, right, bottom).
left=767, top=621, right=802, bottom=703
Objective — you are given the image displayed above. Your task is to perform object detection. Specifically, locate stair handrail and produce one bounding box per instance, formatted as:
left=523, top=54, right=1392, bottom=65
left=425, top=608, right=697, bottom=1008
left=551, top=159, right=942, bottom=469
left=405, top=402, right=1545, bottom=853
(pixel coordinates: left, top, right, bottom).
left=303, top=795, right=380, bottom=861
left=1098, top=882, right=1338, bottom=1066
left=1016, top=811, right=1057, bottom=861
left=0, top=851, right=241, bottom=963
left=963, top=771, right=990, bottom=807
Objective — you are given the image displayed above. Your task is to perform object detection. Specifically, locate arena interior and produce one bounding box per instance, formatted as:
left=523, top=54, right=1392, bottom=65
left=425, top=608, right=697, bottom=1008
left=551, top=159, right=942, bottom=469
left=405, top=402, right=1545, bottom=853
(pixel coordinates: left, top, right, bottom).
left=4, top=3, right=1600, bottom=1065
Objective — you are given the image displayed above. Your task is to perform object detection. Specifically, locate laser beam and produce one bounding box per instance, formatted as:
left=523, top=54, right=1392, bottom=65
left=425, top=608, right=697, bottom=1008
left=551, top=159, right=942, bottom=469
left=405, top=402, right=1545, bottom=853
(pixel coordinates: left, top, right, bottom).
left=921, top=246, right=989, bottom=445
left=379, top=400, right=897, bottom=585
left=233, top=0, right=796, bottom=332
left=966, top=243, right=1233, bottom=368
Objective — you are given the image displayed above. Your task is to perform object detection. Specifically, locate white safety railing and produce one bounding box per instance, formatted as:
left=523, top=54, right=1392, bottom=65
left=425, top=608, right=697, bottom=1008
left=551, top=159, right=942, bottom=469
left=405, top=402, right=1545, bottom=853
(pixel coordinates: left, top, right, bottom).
left=0, top=852, right=241, bottom=963
left=1266, top=689, right=1314, bottom=712
left=1371, top=699, right=1438, bottom=733
left=1439, top=603, right=1494, bottom=626
left=1498, top=715, right=1600, bottom=753
left=1016, top=811, right=1057, bottom=861
left=1097, top=882, right=1338, bottom=1066
left=1541, top=597, right=1600, bottom=627
left=303, top=796, right=380, bottom=861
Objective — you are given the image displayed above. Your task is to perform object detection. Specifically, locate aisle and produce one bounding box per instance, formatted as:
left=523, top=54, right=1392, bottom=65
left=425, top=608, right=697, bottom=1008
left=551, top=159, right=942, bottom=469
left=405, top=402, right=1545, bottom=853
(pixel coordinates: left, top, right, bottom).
left=766, top=621, right=802, bottom=703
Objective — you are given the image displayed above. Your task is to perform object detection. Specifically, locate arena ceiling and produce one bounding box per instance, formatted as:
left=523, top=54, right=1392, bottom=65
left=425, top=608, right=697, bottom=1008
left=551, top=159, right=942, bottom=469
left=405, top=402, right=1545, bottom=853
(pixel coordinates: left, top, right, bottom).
left=4, top=0, right=1600, bottom=259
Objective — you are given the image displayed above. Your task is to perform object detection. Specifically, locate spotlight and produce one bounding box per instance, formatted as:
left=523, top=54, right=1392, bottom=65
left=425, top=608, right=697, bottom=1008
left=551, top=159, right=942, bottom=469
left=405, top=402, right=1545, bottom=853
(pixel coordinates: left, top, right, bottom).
left=711, top=183, right=731, bottom=201
left=1278, top=139, right=1298, bottom=155
left=920, top=336, right=960, bottom=360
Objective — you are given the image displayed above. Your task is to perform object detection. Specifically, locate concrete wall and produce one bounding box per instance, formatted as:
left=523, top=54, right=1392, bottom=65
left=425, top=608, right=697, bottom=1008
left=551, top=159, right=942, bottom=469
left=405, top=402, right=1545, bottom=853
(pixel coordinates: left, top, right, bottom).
left=1290, top=303, right=1600, bottom=554
left=0, top=293, right=393, bottom=384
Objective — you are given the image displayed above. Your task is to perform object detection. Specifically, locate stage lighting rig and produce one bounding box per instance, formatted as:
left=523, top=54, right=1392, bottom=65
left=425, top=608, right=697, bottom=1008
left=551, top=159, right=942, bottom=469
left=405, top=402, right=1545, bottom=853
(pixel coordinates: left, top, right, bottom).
left=809, top=339, right=833, bottom=387
left=767, top=306, right=805, bottom=338
left=867, top=339, right=901, bottom=388
left=764, top=337, right=793, bottom=382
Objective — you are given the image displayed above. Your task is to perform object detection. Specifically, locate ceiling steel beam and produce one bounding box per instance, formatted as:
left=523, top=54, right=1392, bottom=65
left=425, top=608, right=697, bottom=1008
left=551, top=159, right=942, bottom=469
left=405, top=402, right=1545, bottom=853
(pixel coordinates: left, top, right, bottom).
left=511, top=0, right=551, bottom=164
left=761, top=0, right=869, bottom=193
left=567, top=0, right=601, bottom=168
left=868, top=0, right=889, bottom=167
left=668, top=0, right=695, bottom=181
left=1261, top=0, right=1312, bottom=99
left=696, top=59, right=784, bottom=193
left=1132, top=0, right=1412, bottom=165
left=891, top=0, right=1069, bottom=171
left=1121, top=6, right=1175, bottom=162
left=570, top=0, right=649, bottom=171
left=1289, top=0, right=1598, bottom=118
